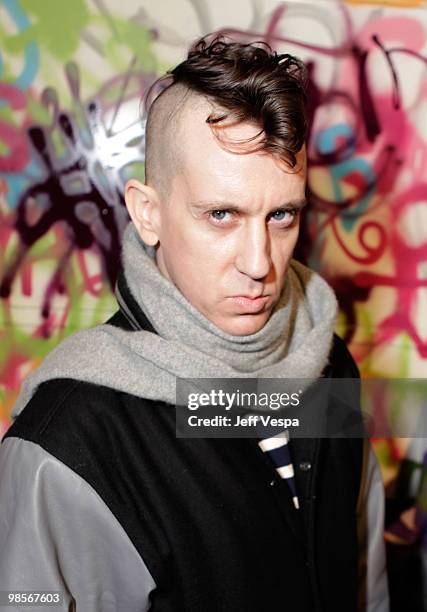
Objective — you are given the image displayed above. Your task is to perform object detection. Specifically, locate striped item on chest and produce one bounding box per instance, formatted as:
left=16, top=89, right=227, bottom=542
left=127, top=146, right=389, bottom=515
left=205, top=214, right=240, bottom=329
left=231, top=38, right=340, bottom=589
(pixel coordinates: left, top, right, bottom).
left=257, top=429, right=299, bottom=510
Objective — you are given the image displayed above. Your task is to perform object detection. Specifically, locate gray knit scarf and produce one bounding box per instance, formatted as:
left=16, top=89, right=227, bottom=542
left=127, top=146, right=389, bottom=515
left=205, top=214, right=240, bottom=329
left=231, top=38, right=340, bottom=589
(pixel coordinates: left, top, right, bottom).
left=12, top=222, right=338, bottom=418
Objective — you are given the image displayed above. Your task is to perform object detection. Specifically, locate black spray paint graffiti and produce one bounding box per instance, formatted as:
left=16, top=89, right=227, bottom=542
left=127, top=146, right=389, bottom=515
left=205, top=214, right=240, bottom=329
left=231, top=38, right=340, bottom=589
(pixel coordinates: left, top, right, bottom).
left=1, top=62, right=151, bottom=318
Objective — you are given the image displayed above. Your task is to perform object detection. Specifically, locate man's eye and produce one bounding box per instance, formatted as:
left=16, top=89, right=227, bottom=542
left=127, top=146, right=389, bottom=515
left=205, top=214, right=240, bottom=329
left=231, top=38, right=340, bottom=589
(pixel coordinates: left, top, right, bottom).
left=210, top=210, right=230, bottom=222
left=269, top=209, right=297, bottom=224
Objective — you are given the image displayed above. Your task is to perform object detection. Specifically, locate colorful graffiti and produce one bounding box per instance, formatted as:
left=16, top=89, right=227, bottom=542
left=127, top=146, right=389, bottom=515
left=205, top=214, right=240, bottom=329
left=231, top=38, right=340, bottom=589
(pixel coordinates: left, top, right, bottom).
left=1, top=0, right=427, bottom=606
left=0, top=0, right=159, bottom=419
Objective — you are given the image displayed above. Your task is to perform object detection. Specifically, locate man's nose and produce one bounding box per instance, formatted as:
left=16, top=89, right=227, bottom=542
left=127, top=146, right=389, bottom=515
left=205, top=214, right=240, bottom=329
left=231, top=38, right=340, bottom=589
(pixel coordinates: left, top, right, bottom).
left=235, top=221, right=271, bottom=280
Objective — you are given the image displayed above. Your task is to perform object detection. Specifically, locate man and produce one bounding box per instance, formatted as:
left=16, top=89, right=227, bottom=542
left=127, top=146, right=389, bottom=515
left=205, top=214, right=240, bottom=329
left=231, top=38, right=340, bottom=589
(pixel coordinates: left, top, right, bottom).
left=0, top=37, right=388, bottom=611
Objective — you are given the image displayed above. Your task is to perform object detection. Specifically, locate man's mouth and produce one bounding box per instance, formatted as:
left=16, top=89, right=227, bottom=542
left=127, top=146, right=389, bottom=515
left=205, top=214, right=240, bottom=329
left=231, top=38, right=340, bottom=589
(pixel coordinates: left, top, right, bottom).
left=229, top=295, right=269, bottom=313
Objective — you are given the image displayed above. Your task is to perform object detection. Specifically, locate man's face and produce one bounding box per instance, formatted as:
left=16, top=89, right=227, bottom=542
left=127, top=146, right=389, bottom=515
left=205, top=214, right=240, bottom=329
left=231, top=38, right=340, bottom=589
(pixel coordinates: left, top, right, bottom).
left=153, top=108, right=307, bottom=336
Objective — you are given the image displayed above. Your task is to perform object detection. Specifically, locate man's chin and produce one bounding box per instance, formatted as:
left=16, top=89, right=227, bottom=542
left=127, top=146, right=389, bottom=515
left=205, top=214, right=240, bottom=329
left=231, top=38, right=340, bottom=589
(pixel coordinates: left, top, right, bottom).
left=215, top=312, right=270, bottom=336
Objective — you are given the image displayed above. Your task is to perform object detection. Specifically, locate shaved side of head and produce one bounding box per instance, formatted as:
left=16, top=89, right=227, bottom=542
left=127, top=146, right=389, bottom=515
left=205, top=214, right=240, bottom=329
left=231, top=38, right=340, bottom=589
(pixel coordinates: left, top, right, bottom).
left=144, top=83, right=199, bottom=204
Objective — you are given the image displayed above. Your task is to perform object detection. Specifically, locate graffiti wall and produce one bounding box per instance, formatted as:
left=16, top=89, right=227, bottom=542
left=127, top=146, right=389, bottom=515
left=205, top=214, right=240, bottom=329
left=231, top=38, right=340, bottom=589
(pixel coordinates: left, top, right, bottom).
left=1, top=0, right=426, bottom=607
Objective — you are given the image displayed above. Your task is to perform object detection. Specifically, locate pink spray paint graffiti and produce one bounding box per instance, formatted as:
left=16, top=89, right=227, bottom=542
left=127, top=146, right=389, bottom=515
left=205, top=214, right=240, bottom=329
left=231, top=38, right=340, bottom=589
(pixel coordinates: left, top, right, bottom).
left=0, top=83, right=30, bottom=172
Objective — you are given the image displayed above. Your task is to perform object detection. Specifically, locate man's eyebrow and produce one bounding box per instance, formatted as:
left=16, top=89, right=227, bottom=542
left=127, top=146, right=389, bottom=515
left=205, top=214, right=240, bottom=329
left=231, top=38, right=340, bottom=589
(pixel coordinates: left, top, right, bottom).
left=188, top=199, right=308, bottom=212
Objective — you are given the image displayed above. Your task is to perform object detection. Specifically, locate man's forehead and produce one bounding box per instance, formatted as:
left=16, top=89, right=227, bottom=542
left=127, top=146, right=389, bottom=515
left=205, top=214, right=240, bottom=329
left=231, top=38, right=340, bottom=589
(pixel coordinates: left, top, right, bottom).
left=151, top=83, right=307, bottom=167
left=177, top=98, right=307, bottom=171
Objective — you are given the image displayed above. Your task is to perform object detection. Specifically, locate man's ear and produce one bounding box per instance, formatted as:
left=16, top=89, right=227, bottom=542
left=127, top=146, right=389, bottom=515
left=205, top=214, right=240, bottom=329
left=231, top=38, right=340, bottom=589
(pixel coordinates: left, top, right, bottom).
left=125, top=179, right=161, bottom=246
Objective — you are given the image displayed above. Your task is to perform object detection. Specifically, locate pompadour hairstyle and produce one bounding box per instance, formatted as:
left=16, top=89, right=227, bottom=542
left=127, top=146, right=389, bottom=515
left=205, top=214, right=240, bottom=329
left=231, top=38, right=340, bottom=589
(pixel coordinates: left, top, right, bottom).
left=145, top=35, right=308, bottom=169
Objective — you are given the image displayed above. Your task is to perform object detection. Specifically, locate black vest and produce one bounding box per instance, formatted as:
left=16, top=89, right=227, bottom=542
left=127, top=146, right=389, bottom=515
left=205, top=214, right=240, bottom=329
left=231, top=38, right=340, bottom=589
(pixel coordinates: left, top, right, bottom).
left=5, top=305, right=363, bottom=611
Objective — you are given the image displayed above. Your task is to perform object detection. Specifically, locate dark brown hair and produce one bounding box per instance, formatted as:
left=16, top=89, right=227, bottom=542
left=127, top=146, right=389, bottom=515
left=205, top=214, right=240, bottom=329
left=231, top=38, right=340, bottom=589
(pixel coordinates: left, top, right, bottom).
left=146, top=35, right=308, bottom=169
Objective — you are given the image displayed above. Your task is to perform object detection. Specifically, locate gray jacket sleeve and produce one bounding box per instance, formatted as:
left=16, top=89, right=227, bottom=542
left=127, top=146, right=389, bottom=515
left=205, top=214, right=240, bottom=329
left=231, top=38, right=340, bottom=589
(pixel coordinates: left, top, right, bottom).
left=0, top=437, right=156, bottom=611
left=357, top=439, right=390, bottom=612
